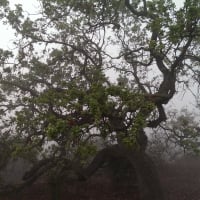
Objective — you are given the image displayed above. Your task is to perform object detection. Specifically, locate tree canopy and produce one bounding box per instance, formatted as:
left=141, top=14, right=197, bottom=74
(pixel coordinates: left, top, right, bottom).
left=0, top=0, right=199, bottom=199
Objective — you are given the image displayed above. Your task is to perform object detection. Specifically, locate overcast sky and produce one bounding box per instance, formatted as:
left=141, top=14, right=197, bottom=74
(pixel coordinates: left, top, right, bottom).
left=0, top=0, right=196, bottom=112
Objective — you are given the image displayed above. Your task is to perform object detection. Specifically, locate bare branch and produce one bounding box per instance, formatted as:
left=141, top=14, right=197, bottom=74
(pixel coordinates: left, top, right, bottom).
left=124, top=0, right=155, bottom=19
left=171, top=37, right=194, bottom=72
left=147, top=104, right=167, bottom=128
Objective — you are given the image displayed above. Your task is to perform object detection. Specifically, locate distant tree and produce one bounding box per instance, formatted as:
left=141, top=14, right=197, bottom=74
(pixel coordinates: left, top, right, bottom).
left=148, top=109, right=200, bottom=162
left=0, top=0, right=199, bottom=199
left=167, top=109, right=200, bottom=155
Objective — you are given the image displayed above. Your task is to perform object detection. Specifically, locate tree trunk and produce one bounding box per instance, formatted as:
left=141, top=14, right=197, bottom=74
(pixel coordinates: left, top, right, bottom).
left=126, top=151, right=165, bottom=200
left=49, top=175, right=62, bottom=200
left=80, top=145, right=165, bottom=200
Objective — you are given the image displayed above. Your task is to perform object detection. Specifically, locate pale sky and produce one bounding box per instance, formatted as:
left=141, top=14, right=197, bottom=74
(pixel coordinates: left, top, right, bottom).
left=0, top=0, right=195, bottom=111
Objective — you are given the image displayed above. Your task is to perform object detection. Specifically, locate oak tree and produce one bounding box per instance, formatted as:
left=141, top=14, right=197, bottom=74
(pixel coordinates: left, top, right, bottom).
left=0, top=0, right=199, bottom=199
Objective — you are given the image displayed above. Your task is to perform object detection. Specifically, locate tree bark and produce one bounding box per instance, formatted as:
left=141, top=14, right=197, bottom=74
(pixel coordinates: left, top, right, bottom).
left=126, top=151, right=165, bottom=200
left=80, top=145, right=165, bottom=200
